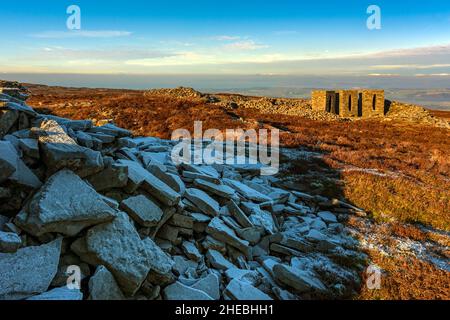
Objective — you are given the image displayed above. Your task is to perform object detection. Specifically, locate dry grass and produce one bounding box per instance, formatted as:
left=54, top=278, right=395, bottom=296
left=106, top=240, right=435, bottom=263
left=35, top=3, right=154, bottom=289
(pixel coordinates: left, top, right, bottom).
left=25, top=84, right=450, bottom=300
left=358, top=250, right=450, bottom=300
left=27, top=86, right=450, bottom=230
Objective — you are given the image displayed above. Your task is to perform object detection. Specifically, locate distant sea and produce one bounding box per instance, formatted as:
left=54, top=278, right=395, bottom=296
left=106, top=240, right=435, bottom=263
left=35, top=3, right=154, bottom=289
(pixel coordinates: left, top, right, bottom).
left=1, top=73, right=449, bottom=110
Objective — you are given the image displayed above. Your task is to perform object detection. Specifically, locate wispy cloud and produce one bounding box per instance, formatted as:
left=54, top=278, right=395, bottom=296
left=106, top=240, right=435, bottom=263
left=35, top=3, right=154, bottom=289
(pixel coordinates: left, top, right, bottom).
left=37, top=46, right=176, bottom=60
left=222, top=40, right=268, bottom=51
left=32, top=30, right=132, bottom=39
left=210, top=35, right=241, bottom=41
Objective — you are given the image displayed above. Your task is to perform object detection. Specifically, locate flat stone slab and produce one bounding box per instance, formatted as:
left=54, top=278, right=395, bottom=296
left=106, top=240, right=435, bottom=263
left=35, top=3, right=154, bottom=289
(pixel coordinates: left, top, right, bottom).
left=88, top=265, right=125, bottom=300
left=185, top=188, right=220, bottom=217
left=224, top=279, right=272, bottom=300
left=206, top=217, right=251, bottom=258
left=15, top=170, right=117, bottom=237
left=164, top=281, right=213, bottom=300
left=0, top=238, right=61, bottom=300
left=223, top=178, right=272, bottom=203
left=193, top=179, right=236, bottom=199
left=121, top=195, right=163, bottom=227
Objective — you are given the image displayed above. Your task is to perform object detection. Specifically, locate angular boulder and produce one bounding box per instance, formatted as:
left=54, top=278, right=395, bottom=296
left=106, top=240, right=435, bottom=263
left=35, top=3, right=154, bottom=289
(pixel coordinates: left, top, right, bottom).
left=120, top=195, right=163, bottom=227
left=185, top=188, right=220, bottom=217
left=0, top=238, right=61, bottom=300
left=15, top=170, right=117, bottom=237
left=71, top=212, right=152, bottom=296
left=88, top=265, right=125, bottom=300
left=37, top=119, right=104, bottom=177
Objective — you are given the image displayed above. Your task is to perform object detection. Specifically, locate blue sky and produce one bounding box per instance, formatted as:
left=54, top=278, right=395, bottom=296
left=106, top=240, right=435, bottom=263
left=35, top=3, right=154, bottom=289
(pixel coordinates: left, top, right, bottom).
left=0, top=0, right=449, bottom=76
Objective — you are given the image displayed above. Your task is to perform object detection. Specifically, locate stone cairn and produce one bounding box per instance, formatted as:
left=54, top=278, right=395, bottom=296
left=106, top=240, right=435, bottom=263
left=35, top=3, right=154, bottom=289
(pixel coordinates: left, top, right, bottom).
left=0, top=86, right=367, bottom=300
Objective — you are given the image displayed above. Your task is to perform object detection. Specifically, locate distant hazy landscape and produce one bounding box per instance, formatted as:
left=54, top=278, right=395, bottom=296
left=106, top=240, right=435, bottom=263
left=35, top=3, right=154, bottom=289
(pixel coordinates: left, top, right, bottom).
left=2, top=73, right=450, bottom=110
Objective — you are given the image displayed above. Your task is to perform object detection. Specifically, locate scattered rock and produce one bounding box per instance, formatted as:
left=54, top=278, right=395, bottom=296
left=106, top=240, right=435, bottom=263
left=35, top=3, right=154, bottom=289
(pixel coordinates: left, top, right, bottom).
left=0, top=238, right=61, bottom=300
left=88, top=265, right=125, bottom=300
left=121, top=195, right=163, bottom=227
left=15, top=170, right=117, bottom=237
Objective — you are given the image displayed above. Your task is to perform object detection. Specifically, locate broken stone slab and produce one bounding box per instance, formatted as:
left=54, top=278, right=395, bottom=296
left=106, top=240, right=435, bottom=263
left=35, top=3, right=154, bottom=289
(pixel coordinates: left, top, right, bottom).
left=0, top=141, right=42, bottom=188
left=191, top=273, right=220, bottom=300
left=37, top=120, right=104, bottom=177
left=227, top=200, right=254, bottom=228
left=206, top=217, right=251, bottom=259
left=0, top=238, right=61, bottom=300
left=185, top=188, right=220, bottom=217
left=27, top=287, right=83, bottom=300
left=18, top=138, right=39, bottom=159
left=0, top=231, right=22, bottom=253
left=163, top=281, right=213, bottom=300
left=206, top=249, right=235, bottom=270
left=152, top=169, right=186, bottom=195
left=15, top=170, right=117, bottom=237
left=224, top=279, right=272, bottom=300
left=87, top=163, right=128, bottom=192
left=272, top=263, right=327, bottom=294
left=120, top=195, right=163, bottom=227
left=71, top=212, right=151, bottom=296
left=223, top=178, right=272, bottom=203
left=182, top=241, right=202, bottom=262
left=88, top=265, right=125, bottom=300
left=193, top=179, right=236, bottom=199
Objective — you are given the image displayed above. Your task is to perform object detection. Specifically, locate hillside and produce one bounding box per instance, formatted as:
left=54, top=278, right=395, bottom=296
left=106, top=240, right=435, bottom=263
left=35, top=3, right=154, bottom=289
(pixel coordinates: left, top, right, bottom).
left=3, top=82, right=449, bottom=299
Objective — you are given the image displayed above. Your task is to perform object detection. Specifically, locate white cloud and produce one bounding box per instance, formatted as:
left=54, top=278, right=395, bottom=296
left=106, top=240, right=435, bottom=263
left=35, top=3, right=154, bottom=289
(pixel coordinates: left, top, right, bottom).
left=32, top=30, right=132, bottom=39
left=222, top=40, right=269, bottom=51
left=211, top=35, right=241, bottom=41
